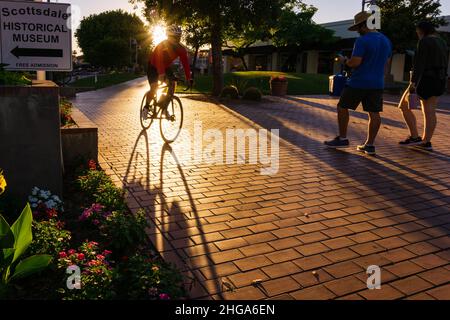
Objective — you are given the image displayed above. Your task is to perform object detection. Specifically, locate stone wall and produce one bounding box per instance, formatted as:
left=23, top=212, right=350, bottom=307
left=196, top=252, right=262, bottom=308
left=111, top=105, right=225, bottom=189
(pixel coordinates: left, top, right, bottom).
left=0, top=80, right=62, bottom=201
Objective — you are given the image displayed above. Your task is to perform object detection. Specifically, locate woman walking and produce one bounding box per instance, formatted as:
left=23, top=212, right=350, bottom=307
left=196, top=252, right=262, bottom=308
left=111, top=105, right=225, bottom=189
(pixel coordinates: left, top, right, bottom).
left=398, top=21, right=448, bottom=151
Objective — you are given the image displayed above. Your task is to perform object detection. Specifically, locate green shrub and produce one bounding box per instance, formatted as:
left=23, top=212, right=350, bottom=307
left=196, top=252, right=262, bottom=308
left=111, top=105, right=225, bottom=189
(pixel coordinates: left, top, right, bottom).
left=229, top=76, right=248, bottom=95
left=0, top=64, right=32, bottom=86
left=220, top=85, right=239, bottom=99
left=60, top=99, right=76, bottom=127
left=95, top=183, right=126, bottom=211
left=102, top=209, right=148, bottom=253
left=243, top=87, right=263, bottom=101
left=78, top=169, right=126, bottom=211
left=115, top=253, right=185, bottom=300
left=28, top=220, right=71, bottom=257
left=78, top=170, right=111, bottom=196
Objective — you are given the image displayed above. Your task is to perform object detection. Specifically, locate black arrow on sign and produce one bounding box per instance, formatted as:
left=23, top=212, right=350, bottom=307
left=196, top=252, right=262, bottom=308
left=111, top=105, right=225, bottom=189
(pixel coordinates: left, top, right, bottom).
left=11, top=46, right=63, bottom=58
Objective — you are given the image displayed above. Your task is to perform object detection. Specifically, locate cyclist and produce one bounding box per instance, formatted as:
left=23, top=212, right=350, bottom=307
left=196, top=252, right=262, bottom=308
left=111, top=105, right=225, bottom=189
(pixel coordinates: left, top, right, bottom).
left=145, top=25, right=192, bottom=113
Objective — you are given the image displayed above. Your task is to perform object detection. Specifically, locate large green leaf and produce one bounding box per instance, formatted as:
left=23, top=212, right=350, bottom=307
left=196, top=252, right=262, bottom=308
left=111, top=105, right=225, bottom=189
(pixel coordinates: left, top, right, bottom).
left=0, top=248, right=15, bottom=266
left=9, top=254, right=52, bottom=282
left=0, top=215, right=14, bottom=249
left=10, top=204, right=33, bottom=263
left=1, top=248, right=15, bottom=283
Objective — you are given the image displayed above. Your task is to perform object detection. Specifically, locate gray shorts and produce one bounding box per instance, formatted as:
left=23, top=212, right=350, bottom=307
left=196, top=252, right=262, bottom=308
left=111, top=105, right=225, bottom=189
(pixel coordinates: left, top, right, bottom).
left=338, top=86, right=383, bottom=112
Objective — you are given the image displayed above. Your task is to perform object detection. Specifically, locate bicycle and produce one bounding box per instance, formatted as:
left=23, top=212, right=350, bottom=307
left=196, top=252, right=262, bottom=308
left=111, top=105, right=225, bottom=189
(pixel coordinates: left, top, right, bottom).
left=140, top=77, right=188, bottom=143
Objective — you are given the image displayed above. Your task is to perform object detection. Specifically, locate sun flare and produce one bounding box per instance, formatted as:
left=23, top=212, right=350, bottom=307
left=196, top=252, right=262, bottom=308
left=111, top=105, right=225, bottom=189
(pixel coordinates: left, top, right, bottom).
left=152, top=24, right=167, bottom=46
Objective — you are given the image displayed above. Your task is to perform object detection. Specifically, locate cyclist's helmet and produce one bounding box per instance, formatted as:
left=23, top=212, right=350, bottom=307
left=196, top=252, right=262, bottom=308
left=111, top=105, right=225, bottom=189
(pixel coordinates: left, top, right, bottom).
left=166, top=25, right=182, bottom=37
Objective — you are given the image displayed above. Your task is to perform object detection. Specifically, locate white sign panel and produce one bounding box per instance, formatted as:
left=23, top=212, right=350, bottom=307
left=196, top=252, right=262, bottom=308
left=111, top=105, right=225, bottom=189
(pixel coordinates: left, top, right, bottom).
left=0, top=1, right=72, bottom=71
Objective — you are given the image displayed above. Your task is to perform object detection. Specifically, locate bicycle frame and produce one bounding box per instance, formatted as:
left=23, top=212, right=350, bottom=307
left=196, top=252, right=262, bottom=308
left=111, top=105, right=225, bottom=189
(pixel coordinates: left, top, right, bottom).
left=153, top=80, right=177, bottom=118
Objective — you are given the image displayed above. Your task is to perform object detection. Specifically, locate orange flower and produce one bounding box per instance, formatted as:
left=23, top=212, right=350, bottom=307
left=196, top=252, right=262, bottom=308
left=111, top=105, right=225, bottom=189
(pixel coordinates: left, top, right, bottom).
left=0, top=170, right=6, bottom=195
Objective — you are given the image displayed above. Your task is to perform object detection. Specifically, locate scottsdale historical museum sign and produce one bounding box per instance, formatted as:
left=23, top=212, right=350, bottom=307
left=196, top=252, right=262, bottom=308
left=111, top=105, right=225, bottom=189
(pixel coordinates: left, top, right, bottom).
left=0, top=0, right=72, bottom=71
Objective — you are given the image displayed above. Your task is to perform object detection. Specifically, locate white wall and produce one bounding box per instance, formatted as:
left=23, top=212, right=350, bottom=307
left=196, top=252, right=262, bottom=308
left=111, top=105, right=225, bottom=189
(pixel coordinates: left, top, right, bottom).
left=390, top=54, right=406, bottom=82
left=448, top=55, right=450, bottom=78
left=271, top=52, right=278, bottom=71
left=306, top=51, right=319, bottom=74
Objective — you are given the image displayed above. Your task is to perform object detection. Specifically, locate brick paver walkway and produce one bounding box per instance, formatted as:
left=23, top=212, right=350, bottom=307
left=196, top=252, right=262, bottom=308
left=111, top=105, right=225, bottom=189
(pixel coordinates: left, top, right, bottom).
left=72, top=77, right=450, bottom=300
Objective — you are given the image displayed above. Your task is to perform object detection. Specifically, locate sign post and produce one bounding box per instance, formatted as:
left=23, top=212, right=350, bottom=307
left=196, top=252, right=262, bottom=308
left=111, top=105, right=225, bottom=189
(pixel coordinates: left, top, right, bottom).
left=0, top=0, right=72, bottom=72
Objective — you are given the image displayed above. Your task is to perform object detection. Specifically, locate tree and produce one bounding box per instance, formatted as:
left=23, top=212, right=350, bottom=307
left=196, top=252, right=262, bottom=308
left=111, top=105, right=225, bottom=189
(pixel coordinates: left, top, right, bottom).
left=184, top=13, right=210, bottom=78
left=223, top=25, right=268, bottom=71
left=131, top=0, right=298, bottom=95
left=272, top=5, right=335, bottom=48
left=270, top=4, right=336, bottom=72
left=75, top=10, right=150, bottom=68
left=377, top=0, right=447, bottom=52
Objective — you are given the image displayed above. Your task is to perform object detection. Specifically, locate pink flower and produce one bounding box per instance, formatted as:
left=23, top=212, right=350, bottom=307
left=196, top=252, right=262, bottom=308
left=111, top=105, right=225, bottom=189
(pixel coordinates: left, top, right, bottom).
left=96, top=254, right=105, bottom=260
left=93, top=219, right=100, bottom=226
left=159, top=293, right=170, bottom=300
left=91, top=203, right=103, bottom=212
left=59, top=251, right=67, bottom=258
left=102, top=250, right=112, bottom=256
left=68, top=249, right=76, bottom=255
left=87, top=260, right=100, bottom=266
left=148, top=287, right=158, bottom=296
left=77, top=253, right=85, bottom=260
left=87, top=241, right=98, bottom=249
left=79, top=207, right=92, bottom=221
left=88, top=160, right=97, bottom=170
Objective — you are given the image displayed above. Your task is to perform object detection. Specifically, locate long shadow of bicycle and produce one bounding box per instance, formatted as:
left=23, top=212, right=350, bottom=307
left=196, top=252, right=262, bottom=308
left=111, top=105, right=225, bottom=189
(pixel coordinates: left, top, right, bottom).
left=122, top=128, right=223, bottom=299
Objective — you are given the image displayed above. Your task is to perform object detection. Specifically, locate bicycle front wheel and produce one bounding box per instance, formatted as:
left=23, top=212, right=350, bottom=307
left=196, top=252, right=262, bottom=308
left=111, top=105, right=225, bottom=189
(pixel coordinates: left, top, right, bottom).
left=160, top=96, right=183, bottom=143
left=140, top=91, right=155, bottom=130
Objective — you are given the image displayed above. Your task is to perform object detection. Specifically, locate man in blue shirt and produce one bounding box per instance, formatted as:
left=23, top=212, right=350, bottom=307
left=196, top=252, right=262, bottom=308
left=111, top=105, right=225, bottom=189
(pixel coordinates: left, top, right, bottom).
left=325, top=11, right=392, bottom=155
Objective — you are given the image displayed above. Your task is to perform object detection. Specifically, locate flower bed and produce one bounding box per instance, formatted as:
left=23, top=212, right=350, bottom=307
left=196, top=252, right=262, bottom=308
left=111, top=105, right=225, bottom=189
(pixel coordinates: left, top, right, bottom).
left=0, top=162, right=186, bottom=300
left=60, top=99, right=76, bottom=128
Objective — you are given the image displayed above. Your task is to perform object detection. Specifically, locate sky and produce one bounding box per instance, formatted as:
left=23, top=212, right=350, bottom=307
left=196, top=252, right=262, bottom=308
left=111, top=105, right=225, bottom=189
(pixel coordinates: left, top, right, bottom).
left=59, top=0, right=450, bottom=52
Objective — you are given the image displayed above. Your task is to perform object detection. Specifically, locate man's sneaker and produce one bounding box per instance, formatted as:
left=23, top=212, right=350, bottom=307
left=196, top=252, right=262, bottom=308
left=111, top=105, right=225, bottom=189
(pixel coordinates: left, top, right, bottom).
left=324, top=136, right=350, bottom=148
left=399, top=136, right=422, bottom=145
left=415, top=142, right=433, bottom=151
left=357, top=144, right=376, bottom=155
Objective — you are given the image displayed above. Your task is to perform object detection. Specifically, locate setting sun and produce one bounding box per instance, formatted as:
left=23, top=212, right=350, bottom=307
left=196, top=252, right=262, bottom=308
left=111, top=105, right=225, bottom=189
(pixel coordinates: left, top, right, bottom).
left=152, top=24, right=167, bottom=46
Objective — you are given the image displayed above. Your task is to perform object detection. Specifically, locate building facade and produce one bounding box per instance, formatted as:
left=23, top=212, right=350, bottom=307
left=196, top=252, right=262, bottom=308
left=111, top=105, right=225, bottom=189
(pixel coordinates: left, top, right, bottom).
left=222, top=16, right=450, bottom=82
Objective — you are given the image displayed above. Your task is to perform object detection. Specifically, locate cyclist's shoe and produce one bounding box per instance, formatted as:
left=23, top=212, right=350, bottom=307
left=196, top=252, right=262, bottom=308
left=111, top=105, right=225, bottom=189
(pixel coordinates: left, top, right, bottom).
left=142, top=105, right=150, bottom=119
left=399, top=136, right=422, bottom=145
left=163, top=109, right=173, bottom=120
left=357, top=144, right=376, bottom=155
left=415, top=142, right=433, bottom=151
left=324, top=136, right=350, bottom=148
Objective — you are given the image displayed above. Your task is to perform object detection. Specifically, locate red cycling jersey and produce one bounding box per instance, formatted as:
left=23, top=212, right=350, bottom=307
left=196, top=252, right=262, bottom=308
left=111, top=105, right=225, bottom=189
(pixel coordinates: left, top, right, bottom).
left=149, top=39, right=191, bottom=81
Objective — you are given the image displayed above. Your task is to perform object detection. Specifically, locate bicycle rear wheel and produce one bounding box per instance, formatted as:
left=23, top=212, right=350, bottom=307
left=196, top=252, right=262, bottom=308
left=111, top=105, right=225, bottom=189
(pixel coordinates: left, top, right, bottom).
left=160, top=96, right=183, bottom=143
left=140, top=92, right=155, bottom=130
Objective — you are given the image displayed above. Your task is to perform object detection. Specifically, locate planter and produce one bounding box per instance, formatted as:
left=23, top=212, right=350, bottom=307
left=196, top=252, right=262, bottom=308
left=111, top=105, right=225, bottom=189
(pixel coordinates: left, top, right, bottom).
left=61, top=127, right=98, bottom=167
left=61, top=108, right=98, bottom=168
left=270, top=81, right=288, bottom=96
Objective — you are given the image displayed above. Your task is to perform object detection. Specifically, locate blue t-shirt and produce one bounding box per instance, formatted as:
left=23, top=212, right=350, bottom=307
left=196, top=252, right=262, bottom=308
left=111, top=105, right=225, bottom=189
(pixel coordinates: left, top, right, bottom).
left=348, top=32, right=392, bottom=89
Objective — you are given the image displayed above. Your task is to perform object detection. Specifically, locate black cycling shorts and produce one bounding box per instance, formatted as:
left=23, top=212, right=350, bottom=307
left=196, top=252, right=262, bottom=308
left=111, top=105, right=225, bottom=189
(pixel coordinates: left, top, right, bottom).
left=147, top=64, right=175, bottom=84
left=416, top=76, right=447, bottom=100
left=338, top=86, right=384, bottom=113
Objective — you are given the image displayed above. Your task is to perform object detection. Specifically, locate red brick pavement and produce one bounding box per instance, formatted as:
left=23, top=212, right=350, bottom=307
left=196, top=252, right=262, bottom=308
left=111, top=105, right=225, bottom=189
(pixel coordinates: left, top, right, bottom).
left=72, top=78, right=450, bottom=300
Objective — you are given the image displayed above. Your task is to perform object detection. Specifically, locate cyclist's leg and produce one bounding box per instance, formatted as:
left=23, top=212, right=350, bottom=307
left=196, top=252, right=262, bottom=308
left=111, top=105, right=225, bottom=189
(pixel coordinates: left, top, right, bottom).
left=166, top=67, right=176, bottom=97
left=146, top=64, right=159, bottom=106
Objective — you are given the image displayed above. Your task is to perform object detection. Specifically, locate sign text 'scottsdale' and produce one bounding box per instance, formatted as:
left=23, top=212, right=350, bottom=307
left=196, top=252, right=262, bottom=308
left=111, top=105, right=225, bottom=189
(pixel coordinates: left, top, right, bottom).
left=0, top=1, right=72, bottom=71
left=1, top=7, right=70, bottom=20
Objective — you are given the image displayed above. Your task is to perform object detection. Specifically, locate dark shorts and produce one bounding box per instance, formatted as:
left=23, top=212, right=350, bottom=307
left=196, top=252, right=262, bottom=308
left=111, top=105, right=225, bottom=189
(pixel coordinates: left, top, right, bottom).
left=147, top=64, right=175, bottom=84
left=338, top=86, right=384, bottom=112
left=416, top=76, right=447, bottom=100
